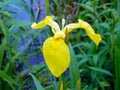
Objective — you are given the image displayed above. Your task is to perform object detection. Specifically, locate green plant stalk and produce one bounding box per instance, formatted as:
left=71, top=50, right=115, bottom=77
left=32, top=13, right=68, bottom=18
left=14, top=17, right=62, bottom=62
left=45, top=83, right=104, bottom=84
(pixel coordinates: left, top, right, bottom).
left=115, top=0, right=120, bottom=90
left=115, top=47, right=120, bottom=90
left=45, top=0, right=50, bottom=15
left=115, top=25, right=120, bottom=90
left=60, top=74, right=67, bottom=90
left=115, top=20, right=120, bottom=90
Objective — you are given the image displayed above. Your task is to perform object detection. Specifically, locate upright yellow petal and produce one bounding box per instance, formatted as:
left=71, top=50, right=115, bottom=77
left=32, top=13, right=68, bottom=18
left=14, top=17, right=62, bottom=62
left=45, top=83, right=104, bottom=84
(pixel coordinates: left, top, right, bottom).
left=31, top=16, right=60, bottom=32
left=43, top=37, right=70, bottom=77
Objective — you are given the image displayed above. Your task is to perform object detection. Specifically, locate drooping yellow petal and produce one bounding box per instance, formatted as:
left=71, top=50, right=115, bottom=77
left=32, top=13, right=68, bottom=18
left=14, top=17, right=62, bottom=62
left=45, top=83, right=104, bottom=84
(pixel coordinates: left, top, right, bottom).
left=43, top=37, right=70, bottom=77
left=63, top=19, right=101, bottom=45
left=31, top=21, right=47, bottom=29
left=31, top=16, right=60, bottom=32
left=78, top=19, right=101, bottom=46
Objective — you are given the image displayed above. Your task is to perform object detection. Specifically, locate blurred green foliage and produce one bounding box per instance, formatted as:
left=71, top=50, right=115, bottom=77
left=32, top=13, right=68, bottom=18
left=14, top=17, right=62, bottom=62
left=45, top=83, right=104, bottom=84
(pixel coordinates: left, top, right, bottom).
left=0, top=0, right=119, bottom=90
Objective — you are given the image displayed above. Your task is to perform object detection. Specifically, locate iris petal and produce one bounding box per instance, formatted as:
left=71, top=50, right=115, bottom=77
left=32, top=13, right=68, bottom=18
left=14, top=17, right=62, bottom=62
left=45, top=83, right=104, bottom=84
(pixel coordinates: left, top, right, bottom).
left=43, top=37, right=70, bottom=77
left=63, top=19, right=101, bottom=45
left=78, top=19, right=101, bottom=45
left=31, top=21, right=47, bottom=29
left=31, top=16, right=60, bottom=32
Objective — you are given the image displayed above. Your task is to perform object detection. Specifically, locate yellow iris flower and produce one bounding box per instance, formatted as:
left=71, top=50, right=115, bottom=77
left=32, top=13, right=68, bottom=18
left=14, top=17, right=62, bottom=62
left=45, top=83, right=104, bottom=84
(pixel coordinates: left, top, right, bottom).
left=31, top=16, right=101, bottom=77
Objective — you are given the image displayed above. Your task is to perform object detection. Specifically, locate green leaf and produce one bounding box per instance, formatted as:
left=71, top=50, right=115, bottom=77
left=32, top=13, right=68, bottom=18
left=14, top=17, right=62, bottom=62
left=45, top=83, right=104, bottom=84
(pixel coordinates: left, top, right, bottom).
left=9, top=20, right=32, bottom=34
left=100, top=81, right=110, bottom=87
left=4, top=38, right=33, bottom=72
left=29, top=73, right=44, bottom=90
left=69, top=43, right=80, bottom=89
left=0, top=0, right=18, bottom=8
left=0, top=71, right=19, bottom=88
left=0, top=19, right=13, bottom=75
left=0, top=39, right=6, bottom=69
left=88, top=66, right=112, bottom=76
left=100, top=22, right=110, bottom=30
left=77, top=3, right=94, bottom=13
left=0, top=10, right=12, bottom=18
left=32, top=64, right=46, bottom=74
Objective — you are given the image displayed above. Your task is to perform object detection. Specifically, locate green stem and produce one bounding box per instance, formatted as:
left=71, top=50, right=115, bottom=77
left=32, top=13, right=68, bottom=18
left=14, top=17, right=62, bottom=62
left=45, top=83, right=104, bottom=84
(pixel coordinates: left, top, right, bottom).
left=60, top=74, right=67, bottom=90
left=115, top=0, right=120, bottom=90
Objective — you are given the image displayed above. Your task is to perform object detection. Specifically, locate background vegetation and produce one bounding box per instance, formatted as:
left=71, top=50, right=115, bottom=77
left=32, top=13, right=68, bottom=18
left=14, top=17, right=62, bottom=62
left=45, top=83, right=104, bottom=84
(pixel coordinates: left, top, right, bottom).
left=0, top=0, right=119, bottom=90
